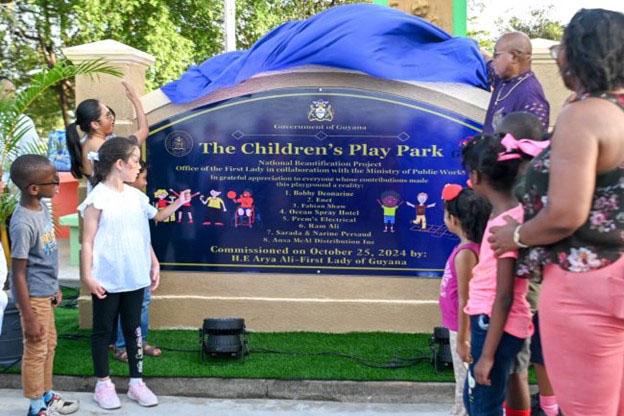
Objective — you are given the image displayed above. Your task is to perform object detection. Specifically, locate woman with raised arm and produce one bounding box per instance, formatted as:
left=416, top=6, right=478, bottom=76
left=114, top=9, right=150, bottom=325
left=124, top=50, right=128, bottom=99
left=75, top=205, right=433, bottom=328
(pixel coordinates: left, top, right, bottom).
left=66, top=80, right=148, bottom=184
left=488, top=9, right=624, bottom=416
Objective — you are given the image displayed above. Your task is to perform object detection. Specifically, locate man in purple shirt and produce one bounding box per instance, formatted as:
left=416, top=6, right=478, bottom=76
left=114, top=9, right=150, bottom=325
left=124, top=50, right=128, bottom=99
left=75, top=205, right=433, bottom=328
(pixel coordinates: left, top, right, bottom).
left=483, top=32, right=550, bottom=134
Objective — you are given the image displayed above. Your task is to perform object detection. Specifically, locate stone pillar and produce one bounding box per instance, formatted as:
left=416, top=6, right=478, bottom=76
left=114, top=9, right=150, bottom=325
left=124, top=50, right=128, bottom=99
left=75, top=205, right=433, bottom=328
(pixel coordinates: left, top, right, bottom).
left=531, top=38, right=568, bottom=131
left=62, top=40, right=155, bottom=137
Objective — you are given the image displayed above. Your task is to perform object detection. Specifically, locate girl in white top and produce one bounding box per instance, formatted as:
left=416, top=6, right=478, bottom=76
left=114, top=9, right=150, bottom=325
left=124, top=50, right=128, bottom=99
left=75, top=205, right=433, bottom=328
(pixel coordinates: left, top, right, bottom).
left=79, top=137, right=190, bottom=410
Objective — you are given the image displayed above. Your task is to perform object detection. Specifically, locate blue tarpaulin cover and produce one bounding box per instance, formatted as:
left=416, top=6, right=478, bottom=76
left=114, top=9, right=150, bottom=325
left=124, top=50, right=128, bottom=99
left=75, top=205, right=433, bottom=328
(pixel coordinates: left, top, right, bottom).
left=161, top=3, right=488, bottom=104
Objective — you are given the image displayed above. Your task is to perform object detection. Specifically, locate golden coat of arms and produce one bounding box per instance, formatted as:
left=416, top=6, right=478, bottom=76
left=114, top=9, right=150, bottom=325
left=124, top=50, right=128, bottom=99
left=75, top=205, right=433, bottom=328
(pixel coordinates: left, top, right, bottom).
left=308, top=99, right=334, bottom=122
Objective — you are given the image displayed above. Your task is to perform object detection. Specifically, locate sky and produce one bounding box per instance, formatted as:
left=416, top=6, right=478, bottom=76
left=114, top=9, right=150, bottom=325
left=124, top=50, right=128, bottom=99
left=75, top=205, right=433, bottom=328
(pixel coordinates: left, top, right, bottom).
left=471, top=0, right=624, bottom=36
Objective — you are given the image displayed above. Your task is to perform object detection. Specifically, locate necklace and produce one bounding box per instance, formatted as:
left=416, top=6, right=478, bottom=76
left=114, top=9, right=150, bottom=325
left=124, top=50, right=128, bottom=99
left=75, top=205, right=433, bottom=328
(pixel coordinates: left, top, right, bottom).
left=494, top=72, right=533, bottom=106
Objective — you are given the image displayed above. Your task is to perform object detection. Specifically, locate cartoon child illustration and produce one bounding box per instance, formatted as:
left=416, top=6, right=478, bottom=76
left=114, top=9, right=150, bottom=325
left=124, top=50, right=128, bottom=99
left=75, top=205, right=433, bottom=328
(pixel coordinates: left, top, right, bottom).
left=154, top=189, right=174, bottom=222
left=227, top=189, right=255, bottom=227
left=169, top=188, right=200, bottom=223
left=200, top=189, right=227, bottom=226
left=406, top=192, right=436, bottom=229
left=377, top=191, right=403, bottom=233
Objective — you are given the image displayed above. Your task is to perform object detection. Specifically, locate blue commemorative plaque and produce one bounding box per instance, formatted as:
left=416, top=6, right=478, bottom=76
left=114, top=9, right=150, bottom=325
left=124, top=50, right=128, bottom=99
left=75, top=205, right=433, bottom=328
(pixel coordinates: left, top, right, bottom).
left=147, top=87, right=482, bottom=277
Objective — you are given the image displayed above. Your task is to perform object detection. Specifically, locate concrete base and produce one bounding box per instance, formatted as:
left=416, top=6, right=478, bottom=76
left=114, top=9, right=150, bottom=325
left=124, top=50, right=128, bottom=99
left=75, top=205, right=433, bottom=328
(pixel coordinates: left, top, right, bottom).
left=80, top=272, right=441, bottom=332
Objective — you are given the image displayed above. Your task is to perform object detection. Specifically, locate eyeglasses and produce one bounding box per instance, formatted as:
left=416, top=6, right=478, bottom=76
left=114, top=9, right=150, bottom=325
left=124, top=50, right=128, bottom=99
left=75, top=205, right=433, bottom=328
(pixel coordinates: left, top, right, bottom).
left=492, top=50, right=509, bottom=59
left=28, top=178, right=60, bottom=188
left=493, top=49, right=525, bottom=59
left=100, top=111, right=114, bottom=122
left=549, top=44, right=561, bottom=60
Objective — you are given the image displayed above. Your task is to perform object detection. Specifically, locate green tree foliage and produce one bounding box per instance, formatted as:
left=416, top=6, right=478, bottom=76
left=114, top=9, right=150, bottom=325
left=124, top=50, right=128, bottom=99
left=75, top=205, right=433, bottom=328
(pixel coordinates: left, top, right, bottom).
left=236, top=0, right=361, bottom=50
left=166, top=0, right=224, bottom=64
left=466, top=0, right=494, bottom=50
left=1, top=0, right=360, bottom=136
left=0, top=59, right=120, bottom=220
left=74, top=0, right=196, bottom=90
left=468, top=2, right=564, bottom=51
left=506, top=7, right=564, bottom=41
left=1, top=1, right=79, bottom=132
left=2, top=0, right=199, bottom=136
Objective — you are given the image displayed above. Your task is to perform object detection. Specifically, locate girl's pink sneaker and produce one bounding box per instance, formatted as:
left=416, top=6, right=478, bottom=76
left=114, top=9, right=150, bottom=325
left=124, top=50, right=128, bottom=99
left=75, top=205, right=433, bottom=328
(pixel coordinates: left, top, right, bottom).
left=127, top=381, right=159, bottom=407
left=94, top=380, right=121, bottom=410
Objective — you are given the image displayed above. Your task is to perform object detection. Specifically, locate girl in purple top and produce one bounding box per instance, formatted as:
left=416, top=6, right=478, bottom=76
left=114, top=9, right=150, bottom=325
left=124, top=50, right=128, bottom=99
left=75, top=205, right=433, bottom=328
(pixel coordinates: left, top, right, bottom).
left=439, top=184, right=491, bottom=416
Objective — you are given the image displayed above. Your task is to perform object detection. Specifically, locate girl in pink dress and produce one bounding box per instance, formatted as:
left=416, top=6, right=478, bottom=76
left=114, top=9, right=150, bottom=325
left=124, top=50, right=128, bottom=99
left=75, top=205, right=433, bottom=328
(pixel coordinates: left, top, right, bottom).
left=439, top=184, right=491, bottom=416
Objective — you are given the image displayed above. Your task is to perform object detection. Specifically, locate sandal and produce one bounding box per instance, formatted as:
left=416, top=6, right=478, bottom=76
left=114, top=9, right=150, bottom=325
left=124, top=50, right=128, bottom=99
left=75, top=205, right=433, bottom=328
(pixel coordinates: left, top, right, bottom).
left=144, top=344, right=162, bottom=357
left=113, top=347, right=128, bottom=363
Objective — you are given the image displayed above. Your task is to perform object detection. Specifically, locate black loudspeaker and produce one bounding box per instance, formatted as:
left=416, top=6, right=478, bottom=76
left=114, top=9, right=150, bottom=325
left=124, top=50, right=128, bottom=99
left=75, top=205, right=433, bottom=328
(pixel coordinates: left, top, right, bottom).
left=199, top=318, right=248, bottom=361
left=429, top=326, right=453, bottom=372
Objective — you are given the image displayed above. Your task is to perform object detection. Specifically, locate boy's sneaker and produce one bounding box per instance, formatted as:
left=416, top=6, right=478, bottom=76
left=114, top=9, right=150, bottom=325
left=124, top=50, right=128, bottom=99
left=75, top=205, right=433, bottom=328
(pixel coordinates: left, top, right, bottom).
left=94, top=380, right=121, bottom=410
left=28, top=408, right=59, bottom=416
left=127, top=381, right=159, bottom=407
left=45, top=392, right=79, bottom=415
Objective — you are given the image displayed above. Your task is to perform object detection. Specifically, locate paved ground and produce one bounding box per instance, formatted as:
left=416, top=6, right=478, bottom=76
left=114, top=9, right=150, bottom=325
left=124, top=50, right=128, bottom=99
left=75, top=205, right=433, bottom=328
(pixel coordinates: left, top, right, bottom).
left=0, top=389, right=450, bottom=416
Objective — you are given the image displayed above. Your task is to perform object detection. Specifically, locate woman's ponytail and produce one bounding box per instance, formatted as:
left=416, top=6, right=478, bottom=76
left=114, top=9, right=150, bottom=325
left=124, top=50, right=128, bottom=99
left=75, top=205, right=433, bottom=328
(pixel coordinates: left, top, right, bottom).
left=66, top=122, right=83, bottom=179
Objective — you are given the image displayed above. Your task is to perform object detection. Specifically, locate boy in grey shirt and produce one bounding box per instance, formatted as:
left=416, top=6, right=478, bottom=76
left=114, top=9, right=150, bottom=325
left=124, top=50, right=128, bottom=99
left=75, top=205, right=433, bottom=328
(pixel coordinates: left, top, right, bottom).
left=10, top=155, right=79, bottom=416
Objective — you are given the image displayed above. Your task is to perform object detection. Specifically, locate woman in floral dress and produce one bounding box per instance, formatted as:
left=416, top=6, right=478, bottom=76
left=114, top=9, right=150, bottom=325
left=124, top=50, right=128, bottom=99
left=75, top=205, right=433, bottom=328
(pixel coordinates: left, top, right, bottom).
left=488, top=9, right=624, bottom=416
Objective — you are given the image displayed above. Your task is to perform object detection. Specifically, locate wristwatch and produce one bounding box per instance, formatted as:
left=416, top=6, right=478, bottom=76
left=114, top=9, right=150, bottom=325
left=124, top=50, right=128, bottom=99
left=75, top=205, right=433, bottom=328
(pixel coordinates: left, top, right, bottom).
left=513, top=225, right=529, bottom=248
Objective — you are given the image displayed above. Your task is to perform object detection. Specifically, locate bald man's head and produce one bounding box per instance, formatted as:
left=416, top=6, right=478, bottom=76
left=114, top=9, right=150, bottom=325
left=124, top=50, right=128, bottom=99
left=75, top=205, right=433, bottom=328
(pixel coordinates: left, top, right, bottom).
left=492, top=32, right=533, bottom=78
left=497, top=32, right=532, bottom=56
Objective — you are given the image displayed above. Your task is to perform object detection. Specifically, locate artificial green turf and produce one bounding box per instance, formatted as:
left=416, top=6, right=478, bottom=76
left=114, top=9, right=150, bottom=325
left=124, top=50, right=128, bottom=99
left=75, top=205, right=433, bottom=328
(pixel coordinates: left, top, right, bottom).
left=50, top=306, right=453, bottom=381
left=4, top=289, right=538, bottom=383
left=0, top=288, right=454, bottom=381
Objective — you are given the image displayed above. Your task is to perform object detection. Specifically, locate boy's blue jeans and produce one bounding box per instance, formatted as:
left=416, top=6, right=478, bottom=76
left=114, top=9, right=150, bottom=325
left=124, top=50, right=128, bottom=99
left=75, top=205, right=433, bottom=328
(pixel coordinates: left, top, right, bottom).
left=115, top=287, right=150, bottom=349
left=463, top=314, right=524, bottom=416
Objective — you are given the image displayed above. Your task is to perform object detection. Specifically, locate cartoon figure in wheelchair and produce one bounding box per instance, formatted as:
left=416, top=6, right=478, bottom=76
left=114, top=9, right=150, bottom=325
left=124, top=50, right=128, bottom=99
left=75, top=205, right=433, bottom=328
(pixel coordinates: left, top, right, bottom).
left=227, top=189, right=255, bottom=227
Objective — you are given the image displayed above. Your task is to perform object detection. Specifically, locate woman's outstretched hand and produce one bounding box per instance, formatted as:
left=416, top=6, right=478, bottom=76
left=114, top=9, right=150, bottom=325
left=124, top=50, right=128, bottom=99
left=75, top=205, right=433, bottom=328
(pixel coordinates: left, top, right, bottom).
left=488, top=216, right=520, bottom=256
left=121, top=78, right=149, bottom=144
left=122, top=80, right=139, bottom=101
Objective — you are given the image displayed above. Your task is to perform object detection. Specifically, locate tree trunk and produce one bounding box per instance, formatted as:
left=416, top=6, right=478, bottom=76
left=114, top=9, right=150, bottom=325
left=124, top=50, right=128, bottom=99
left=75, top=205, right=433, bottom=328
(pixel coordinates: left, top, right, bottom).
left=57, top=81, right=70, bottom=127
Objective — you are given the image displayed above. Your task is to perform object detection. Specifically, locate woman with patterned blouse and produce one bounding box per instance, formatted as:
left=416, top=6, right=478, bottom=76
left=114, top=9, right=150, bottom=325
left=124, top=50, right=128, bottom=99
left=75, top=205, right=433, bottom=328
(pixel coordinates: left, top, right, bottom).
left=488, top=9, right=624, bottom=416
